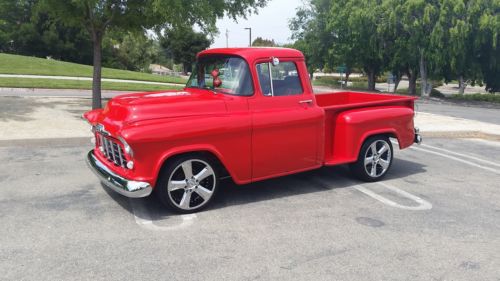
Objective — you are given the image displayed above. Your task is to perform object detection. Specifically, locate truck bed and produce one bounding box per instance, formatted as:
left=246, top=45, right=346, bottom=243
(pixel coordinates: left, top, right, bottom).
left=315, top=91, right=416, bottom=110
left=315, top=91, right=417, bottom=166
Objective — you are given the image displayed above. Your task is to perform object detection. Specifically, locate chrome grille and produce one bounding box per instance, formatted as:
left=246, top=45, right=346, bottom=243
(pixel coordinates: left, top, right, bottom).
left=97, top=133, right=127, bottom=168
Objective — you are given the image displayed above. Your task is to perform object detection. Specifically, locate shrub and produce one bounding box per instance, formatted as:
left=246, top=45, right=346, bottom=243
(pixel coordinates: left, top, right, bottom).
left=430, top=88, right=445, bottom=98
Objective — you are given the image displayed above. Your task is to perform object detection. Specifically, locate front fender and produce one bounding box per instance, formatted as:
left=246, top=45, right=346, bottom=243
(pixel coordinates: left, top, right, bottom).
left=120, top=113, right=252, bottom=187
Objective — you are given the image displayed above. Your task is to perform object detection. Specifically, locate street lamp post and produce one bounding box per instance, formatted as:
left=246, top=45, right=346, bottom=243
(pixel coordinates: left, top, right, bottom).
left=244, top=27, right=252, bottom=47
left=225, top=29, right=229, bottom=48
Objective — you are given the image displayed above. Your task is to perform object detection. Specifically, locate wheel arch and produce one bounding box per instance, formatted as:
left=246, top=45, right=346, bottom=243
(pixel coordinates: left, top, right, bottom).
left=355, top=129, right=400, bottom=158
left=152, top=145, right=235, bottom=188
left=349, top=132, right=395, bottom=182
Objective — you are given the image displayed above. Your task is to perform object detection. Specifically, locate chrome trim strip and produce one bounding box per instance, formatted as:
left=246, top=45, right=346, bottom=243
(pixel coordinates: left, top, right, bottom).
left=112, top=142, right=120, bottom=166
left=299, top=99, right=313, bottom=104
left=268, top=62, right=274, bottom=97
left=103, top=137, right=110, bottom=158
left=117, top=144, right=124, bottom=168
left=86, top=150, right=152, bottom=198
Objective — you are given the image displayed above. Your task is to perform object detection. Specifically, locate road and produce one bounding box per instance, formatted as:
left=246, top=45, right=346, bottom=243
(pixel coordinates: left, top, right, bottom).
left=1, top=137, right=500, bottom=280
left=1, top=89, right=500, bottom=280
left=416, top=99, right=500, bottom=125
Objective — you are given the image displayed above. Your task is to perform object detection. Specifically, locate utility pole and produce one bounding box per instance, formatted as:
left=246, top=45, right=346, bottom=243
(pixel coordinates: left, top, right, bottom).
left=225, top=29, right=229, bottom=48
left=244, top=27, right=252, bottom=47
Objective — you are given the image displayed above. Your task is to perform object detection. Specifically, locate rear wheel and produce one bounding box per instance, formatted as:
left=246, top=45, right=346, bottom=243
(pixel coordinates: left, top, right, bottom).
left=350, top=136, right=393, bottom=182
left=157, top=155, right=219, bottom=213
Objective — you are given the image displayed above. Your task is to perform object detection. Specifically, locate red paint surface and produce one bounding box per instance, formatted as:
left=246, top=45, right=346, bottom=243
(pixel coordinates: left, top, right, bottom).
left=84, top=48, right=417, bottom=188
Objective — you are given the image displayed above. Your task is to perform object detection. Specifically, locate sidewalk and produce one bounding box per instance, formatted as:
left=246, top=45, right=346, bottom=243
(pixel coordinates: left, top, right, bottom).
left=0, top=95, right=499, bottom=141
left=415, top=112, right=500, bottom=140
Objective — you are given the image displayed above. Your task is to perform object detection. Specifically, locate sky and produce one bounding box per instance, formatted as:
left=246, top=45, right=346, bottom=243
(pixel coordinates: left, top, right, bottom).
left=210, top=0, right=304, bottom=48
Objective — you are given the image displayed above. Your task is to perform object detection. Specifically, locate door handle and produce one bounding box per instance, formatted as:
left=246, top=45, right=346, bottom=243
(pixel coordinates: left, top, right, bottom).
left=299, top=99, right=313, bottom=105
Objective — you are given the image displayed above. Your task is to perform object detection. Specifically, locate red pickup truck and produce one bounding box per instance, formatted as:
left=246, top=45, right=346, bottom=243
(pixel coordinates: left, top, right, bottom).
left=84, top=47, right=421, bottom=213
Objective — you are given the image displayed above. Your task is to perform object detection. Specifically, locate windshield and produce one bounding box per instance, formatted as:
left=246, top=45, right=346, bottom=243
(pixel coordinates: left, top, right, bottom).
left=186, top=55, right=253, bottom=96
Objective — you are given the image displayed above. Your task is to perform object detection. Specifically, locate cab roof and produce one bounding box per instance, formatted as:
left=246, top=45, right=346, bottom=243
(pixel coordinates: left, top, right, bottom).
left=197, top=47, right=304, bottom=61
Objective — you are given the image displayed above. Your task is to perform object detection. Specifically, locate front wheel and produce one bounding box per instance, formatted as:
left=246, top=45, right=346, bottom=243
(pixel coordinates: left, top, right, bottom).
left=157, top=155, right=219, bottom=213
left=349, top=136, right=393, bottom=182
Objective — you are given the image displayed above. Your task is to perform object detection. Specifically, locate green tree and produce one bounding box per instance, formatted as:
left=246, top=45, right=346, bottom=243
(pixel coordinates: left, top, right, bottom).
left=104, top=31, right=156, bottom=71
left=475, top=0, right=499, bottom=93
left=252, top=37, right=276, bottom=47
left=381, top=0, right=421, bottom=95
left=431, top=0, right=481, bottom=94
left=39, top=0, right=269, bottom=109
left=398, top=0, right=440, bottom=97
left=159, top=26, right=211, bottom=74
left=38, top=0, right=150, bottom=109
left=0, top=0, right=93, bottom=63
left=326, top=0, right=385, bottom=91
left=289, top=0, right=334, bottom=78
left=428, top=0, right=498, bottom=94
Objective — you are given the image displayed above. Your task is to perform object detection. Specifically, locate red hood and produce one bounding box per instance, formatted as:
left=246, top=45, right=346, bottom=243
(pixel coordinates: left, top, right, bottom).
left=84, top=89, right=228, bottom=134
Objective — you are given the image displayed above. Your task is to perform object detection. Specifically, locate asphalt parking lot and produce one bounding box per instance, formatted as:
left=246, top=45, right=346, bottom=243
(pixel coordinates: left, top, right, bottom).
left=1, top=136, right=500, bottom=280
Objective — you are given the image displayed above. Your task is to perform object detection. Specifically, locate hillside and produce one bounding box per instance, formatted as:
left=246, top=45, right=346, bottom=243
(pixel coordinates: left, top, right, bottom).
left=0, top=53, right=187, bottom=84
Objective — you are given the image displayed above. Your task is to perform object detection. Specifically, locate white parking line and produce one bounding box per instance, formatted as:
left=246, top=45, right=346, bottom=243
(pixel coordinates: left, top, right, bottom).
left=420, top=143, right=500, bottom=168
left=410, top=145, right=500, bottom=175
left=354, top=182, right=432, bottom=211
left=129, top=199, right=197, bottom=231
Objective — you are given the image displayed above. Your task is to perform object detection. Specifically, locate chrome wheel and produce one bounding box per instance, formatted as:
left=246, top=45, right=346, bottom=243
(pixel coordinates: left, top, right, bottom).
left=363, top=140, right=392, bottom=178
left=167, top=159, right=216, bottom=211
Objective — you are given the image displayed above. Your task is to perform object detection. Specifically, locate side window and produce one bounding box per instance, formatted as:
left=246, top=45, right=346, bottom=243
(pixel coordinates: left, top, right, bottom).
left=256, top=61, right=303, bottom=96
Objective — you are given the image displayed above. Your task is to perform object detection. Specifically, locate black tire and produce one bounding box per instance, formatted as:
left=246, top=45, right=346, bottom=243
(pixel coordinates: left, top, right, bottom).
left=349, top=135, right=393, bottom=182
left=156, top=154, right=219, bottom=213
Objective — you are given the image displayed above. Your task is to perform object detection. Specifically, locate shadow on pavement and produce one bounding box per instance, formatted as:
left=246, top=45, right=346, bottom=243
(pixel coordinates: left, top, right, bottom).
left=0, top=96, right=93, bottom=122
left=103, top=158, right=427, bottom=221
left=0, top=96, right=42, bottom=121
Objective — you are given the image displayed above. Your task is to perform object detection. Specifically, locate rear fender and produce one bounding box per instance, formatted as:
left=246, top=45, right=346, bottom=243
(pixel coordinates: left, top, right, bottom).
left=332, top=106, right=415, bottom=162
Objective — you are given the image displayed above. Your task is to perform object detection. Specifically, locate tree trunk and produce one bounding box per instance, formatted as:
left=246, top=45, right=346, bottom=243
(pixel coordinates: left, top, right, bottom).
left=393, top=74, right=401, bottom=93
left=344, top=71, right=351, bottom=85
left=367, top=70, right=376, bottom=91
left=408, top=69, right=417, bottom=96
left=91, top=30, right=103, bottom=109
left=419, top=50, right=431, bottom=97
left=458, top=75, right=466, bottom=95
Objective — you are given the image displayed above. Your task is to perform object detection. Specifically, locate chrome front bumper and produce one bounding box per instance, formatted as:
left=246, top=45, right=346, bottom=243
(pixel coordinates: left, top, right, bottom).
left=86, top=150, right=152, bottom=198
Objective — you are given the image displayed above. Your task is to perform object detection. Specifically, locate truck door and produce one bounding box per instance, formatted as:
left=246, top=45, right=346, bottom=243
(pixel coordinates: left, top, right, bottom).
left=249, top=59, right=323, bottom=180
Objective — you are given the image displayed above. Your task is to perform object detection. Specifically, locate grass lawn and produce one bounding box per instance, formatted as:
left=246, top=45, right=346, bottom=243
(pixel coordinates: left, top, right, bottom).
left=449, top=93, right=500, bottom=104
left=0, top=78, right=184, bottom=92
left=0, top=53, right=188, bottom=84
left=313, top=78, right=373, bottom=91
